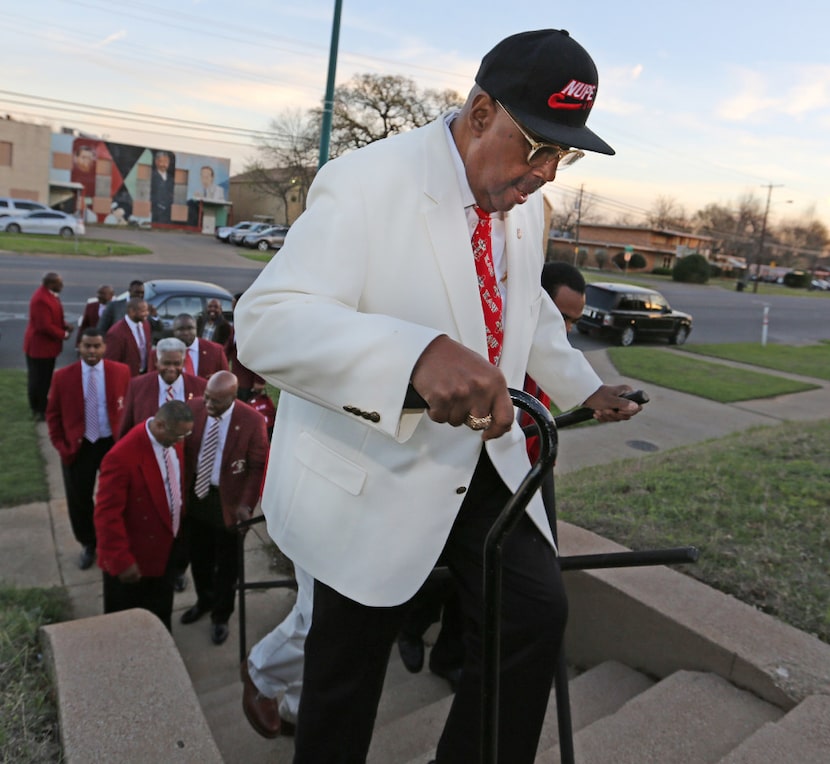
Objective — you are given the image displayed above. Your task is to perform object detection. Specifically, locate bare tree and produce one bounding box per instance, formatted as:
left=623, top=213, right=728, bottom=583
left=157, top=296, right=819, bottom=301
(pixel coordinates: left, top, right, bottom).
left=244, top=109, right=320, bottom=219
left=647, top=195, right=688, bottom=229
left=319, top=74, right=463, bottom=156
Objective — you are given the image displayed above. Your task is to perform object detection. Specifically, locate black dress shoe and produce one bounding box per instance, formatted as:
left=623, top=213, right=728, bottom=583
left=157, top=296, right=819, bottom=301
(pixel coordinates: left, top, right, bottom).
left=211, top=622, right=229, bottom=645
left=397, top=634, right=425, bottom=673
left=173, top=574, right=188, bottom=593
left=430, top=663, right=462, bottom=693
left=78, top=545, right=96, bottom=570
left=180, top=604, right=208, bottom=624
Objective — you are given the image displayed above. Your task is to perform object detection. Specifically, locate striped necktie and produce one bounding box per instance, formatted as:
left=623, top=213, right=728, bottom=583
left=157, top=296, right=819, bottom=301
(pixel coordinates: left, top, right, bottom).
left=163, top=447, right=181, bottom=535
left=472, top=206, right=503, bottom=365
left=85, top=366, right=100, bottom=442
left=166, top=385, right=175, bottom=402
left=194, top=416, right=220, bottom=499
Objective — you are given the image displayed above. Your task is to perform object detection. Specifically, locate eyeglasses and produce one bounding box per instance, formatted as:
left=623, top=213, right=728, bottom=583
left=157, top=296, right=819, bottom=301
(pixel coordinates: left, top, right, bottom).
left=496, top=101, right=584, bottom=170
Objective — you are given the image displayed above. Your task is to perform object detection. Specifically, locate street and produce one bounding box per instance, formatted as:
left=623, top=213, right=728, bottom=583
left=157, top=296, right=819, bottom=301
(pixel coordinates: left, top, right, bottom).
left=2, top=227, right=830, bottom=371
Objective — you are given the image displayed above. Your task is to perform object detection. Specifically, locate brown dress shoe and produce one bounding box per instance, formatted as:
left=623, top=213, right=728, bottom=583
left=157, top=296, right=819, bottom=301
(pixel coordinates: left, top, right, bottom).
left=240, top=660, right=281, bottom=738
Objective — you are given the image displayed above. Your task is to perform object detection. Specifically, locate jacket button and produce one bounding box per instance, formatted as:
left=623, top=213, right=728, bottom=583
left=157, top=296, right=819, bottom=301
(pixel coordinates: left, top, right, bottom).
left=456, top=486, right=467, bottom=494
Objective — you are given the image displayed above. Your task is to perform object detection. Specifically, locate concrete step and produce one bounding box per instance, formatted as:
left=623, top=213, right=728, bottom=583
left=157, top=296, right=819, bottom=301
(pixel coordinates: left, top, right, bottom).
left=535, top=660, right=655, bottom=759
left=717, top=694, right=830, bottom=764
left=372, top=660, right=652, bottom=764
left=549, top=670, right=783, bottom=763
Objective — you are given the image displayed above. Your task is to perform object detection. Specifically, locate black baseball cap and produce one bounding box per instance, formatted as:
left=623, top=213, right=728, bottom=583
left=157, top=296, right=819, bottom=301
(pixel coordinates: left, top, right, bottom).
left=475, top=29, right=614, bottom=155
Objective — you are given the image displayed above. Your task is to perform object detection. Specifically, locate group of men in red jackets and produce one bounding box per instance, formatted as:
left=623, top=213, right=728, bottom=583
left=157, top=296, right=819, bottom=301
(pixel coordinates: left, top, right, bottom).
left=28, top=273, right=271, bottom=640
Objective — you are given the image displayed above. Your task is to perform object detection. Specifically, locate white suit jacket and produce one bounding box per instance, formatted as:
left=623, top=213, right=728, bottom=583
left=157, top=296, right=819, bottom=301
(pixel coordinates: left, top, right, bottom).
left=235, top=116, right=601, bottom=606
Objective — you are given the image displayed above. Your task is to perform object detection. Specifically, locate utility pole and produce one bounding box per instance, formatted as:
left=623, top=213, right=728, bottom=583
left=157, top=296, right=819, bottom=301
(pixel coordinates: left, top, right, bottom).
left=573, top=184, right=584, bottom=266
left=752, top=183, right=782, bottom=294
left=317, top=0, right=343, bottom=170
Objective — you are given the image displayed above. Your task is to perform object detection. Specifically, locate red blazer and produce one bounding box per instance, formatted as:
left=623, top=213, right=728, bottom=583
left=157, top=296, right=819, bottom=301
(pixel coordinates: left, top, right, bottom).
left=119, top=372, right=207, bottom=438
left=94, top=422, right=186, bottom=578
left=149, top=338, right=228, bottom=379
left=185, top=398, right=268, bottom=528
left=227, top=335, right=265, bottom=389
left=46, top=360, right=132, bottom=464
left=23, top=285, right=69, bottom=358
left=104, top=319, right=153, bottom=377
left=76, top=301, right=104, bottom=345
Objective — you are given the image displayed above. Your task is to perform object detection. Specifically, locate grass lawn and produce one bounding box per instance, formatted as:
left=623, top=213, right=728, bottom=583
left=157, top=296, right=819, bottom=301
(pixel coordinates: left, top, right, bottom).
left=237, top=249, right=275, bottom=264
left=0, top=585, right=71, bottom=762
left=0, top=232, right=151, bottom=257
left=0, top=371, right=49, bottom=508
left=607, top=346, right=820, bottom=402
left=556, top=419, right=830, bottom=644
left=680, top=341, right=830, bottom=381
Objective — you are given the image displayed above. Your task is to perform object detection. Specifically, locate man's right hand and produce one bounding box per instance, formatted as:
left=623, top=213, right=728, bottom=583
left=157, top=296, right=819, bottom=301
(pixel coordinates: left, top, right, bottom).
left=409, top=335, right=514, bottom=441
left=118, top=563, right=141, bottom=583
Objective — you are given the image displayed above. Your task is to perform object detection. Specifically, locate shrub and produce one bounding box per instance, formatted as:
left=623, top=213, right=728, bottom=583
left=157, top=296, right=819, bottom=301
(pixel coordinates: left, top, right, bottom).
left=651, top=267, right=673, bottom=276
left=612, top=251, right=646, bottom=270
left=782, top=270, right=810, bottom=288
left=672, top=253, right=710, bottom=284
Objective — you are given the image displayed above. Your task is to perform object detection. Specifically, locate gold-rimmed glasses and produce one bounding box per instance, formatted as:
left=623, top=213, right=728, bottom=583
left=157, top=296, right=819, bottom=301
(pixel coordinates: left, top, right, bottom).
left=496, top=100, right=584, bottom=170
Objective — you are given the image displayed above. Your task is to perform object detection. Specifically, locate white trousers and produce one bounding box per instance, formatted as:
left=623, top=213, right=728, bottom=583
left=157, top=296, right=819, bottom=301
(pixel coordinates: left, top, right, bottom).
left=247, top=564, right=313, bottom=723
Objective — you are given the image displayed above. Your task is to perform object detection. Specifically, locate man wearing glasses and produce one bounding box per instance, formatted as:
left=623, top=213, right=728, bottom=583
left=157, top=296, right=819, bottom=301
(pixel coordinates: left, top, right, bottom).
left=236, top=29, right=640, bottom=763
left=94, top=400, right=193, bottom=631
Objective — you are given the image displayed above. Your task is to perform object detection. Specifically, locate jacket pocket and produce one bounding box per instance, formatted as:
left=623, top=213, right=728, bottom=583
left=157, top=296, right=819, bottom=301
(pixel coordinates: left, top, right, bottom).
left=294, top=432, right=367, bottom=496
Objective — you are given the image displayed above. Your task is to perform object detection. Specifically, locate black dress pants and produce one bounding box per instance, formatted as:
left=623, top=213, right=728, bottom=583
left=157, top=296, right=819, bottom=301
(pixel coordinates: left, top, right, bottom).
left=26, top=354, right=56, bottom=417
left=102, top=540, right=180, bottom=632
left=62, top=436, right=113, bottom=548
left=293, top=448, right=567, bottom=764
left=187, top=486, right=239, bottom=624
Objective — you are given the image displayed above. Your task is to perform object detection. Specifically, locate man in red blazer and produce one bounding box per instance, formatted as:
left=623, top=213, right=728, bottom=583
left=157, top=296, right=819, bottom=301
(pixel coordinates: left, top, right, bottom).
left=163, top=313, right=229, bottom=379
left=179, top=371, right=268, bottom=645
left=94, top=400, right=194, bottom=631
left=119, top=337, right=207, bottom=438
left=46, top=328, right=131, bottom=570
left=76, top=284, right=114, bottom=346
left=24, top=272, right=74, bottom=419
left=104, top=298, right=152, bottom=376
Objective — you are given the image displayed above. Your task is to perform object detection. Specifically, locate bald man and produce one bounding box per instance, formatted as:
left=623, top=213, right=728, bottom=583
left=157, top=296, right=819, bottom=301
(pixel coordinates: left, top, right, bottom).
left=179, top=371, right=268, bottom=645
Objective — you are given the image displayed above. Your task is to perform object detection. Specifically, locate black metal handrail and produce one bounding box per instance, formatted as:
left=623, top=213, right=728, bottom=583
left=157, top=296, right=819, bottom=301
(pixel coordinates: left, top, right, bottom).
left=482, top=389, right=698, bottom=764
left=235, top=513, right=297, bottom=665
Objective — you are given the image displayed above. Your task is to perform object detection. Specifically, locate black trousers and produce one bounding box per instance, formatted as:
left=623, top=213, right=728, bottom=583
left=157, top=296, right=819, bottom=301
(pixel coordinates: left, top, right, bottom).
left=102, top=540, right=181, bottom=632
left=26, top=354, right=56, bottom=416
left=400, top=571, right=465, bottom=673
left=187, top=486, right=239, bottom=624
left=62, top=437, right=113, bottom=548
left=294, top=449, right=567, bottom=764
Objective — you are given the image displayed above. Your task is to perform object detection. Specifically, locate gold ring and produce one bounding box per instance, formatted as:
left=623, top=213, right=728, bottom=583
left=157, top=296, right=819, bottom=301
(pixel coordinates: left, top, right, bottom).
left=464, top=413, right=493, bottom=431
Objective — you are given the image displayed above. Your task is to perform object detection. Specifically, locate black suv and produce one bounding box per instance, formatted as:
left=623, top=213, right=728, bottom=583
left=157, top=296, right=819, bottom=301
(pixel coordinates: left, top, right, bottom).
left=577, top=282, right=692, bottom=347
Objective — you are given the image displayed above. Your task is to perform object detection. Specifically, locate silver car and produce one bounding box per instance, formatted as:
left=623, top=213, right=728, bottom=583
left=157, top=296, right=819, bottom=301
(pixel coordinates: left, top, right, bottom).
left=3, top=210, right=82, bottom=237
left=242, top=225, right=289, bottom=251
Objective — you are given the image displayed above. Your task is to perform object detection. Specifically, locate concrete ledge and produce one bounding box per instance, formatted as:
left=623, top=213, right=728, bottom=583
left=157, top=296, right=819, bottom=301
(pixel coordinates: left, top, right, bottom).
left=559, top=522, right=830, bottom=708
left=40, top=609, right=222, bottom=763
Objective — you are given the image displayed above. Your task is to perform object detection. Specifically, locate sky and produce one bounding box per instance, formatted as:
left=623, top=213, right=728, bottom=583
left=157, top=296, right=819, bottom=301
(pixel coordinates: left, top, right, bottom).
left=3, top=0, right=829, bottom=229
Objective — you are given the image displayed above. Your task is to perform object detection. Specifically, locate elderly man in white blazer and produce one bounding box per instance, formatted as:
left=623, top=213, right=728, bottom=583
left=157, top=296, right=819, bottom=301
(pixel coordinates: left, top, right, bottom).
left=236, top=29, right=640, bottom=764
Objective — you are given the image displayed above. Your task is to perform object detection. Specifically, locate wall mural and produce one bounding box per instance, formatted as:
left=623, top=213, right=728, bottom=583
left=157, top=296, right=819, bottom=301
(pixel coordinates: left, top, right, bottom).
left=52, top=134, right=230, bottom=228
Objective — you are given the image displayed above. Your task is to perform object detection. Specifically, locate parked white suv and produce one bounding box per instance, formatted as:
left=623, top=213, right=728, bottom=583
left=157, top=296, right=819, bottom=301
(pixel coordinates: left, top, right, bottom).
left=0, top=197, right=50, bottom=219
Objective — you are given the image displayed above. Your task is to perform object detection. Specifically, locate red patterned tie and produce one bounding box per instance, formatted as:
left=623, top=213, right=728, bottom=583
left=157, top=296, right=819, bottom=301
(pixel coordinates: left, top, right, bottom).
left=184, top=349, right=195, bottom=377
left=472, top=206, right=503, bottom=365
left=166, top=385, right=175, bottom=402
